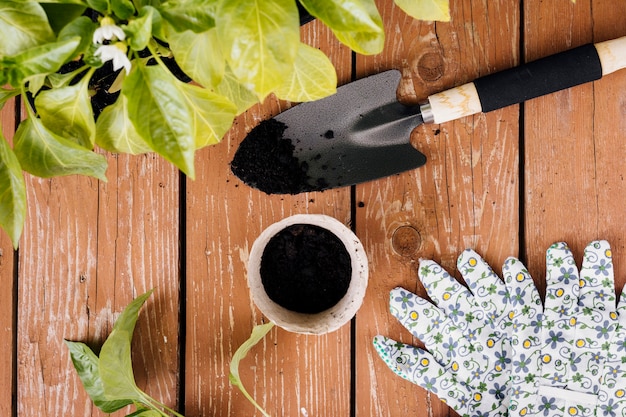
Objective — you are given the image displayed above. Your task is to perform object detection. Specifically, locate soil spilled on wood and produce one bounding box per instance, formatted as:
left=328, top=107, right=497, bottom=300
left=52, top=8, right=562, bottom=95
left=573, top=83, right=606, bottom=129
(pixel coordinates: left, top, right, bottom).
left=260, top=224, right=352, bottom=314
left=230, top=119, right=328, bottom=194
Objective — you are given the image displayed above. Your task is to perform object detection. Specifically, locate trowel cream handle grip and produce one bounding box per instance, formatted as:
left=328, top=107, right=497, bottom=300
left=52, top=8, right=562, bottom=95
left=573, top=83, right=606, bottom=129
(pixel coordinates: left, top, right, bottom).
left=422, top=36, right=626, bottom=124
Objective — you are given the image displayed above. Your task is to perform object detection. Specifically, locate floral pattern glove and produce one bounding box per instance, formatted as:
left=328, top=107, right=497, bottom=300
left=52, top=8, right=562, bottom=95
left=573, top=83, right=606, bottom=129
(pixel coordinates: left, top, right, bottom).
left=373, top=249, right=511, bottom=417
left=505, top=240, right=623, bottom=416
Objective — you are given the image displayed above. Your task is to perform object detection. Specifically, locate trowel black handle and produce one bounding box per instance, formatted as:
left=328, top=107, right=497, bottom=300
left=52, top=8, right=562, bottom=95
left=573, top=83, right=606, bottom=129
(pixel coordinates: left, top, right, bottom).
left=420, top=36, right=626, bottom=124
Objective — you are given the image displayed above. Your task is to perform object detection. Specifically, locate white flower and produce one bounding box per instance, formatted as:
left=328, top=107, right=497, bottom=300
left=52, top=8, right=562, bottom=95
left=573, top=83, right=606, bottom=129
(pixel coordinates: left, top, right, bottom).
left=93, top=16, right=126, bottom=44
left=94, top=43, right=132, bottom=75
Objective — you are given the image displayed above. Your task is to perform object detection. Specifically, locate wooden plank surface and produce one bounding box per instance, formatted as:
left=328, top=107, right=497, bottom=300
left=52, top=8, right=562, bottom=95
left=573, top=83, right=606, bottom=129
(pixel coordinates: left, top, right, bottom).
left=354, top=1, right=520, bottom=415
left=184, top=19, right=354, bottom=417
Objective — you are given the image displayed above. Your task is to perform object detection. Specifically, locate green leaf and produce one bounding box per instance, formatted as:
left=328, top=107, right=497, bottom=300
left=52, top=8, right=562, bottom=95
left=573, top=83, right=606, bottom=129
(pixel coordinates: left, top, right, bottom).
left=111, top=0, right=135, bottom=19
left=159, top=0, right=216, bottom=33
left=34, top=77, right=96, bottom=149
left=178, top=83, right=236, bottom=148
left=64, top=340, right=134, bottom=413
left=0, top=88, right=19, bottom=109
left=87, top=0, right=109, bottom=13
left=167, top=28, right=224, bottom=89
left=124, top=6, right=155, bottom=51
left=214, top=65, right=258, bottom=115
left=299, top=0, right=384, bottom=55
left=0, top=1, right=55, bottom=57
left=99, top=290, right=153, bottom=402
left=0, top=134, right=26, bottom=249
left=123, top=64, right=196, bottom=178
left=41, top=3, right=87, bottom=34
left=13, top=116, right=107, bottom=181
left=96, top=93, right=153, bottom=154
left=58, top=16, right=96, bottom=57
left=394, top=0, right=450, bottom=22
left=5, top=38, right=80, bottom=87
left=230, top=322, right=274, bottom=417
left=216, top=0, right=299, bottom=100
left=274, top=43, right=337, bottom=102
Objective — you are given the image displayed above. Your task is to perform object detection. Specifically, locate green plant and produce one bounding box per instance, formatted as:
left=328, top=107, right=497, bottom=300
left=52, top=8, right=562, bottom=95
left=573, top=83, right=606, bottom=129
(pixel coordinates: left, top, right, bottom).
left=0, top=0, right=451, bottom=249
left=65, top=289, right=185, bottom=417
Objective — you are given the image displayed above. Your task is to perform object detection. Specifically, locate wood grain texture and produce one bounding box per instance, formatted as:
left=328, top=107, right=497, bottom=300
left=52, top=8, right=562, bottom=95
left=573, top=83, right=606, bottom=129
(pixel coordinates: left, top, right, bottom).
left=184, top=19, right=353, bottom=417
left=17, top=149, right=180, bottom=416
left=354, top=1, right=520, bottom=416
left=523, top=0, right=626, bottom=296
left=0, top=96, right=17, bottom=417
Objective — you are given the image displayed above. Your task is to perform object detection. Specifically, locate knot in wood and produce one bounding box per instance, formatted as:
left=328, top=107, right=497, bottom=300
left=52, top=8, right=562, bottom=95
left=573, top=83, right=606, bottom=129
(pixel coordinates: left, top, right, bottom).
left=417, top=52, right=445, bottom=82
left=392, top=226, right=422, bottom=257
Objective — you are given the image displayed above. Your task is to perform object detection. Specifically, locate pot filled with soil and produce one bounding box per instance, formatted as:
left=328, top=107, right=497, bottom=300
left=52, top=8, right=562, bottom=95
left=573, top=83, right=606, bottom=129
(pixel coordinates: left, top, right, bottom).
left=248, top=214, right=368, bottom=335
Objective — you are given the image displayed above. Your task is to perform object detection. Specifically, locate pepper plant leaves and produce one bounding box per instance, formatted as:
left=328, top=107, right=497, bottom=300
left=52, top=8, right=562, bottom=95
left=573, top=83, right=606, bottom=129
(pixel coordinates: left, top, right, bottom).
left=216, top=0, right=300, bottom=100
left=58, top=15, right=97, bottom=57
left=112, top=0, right=136, bottom=20
left=178, top=82, right=237, bottom=148
left=214, top=65, right=258, bottom=116
left=0, top=133, right=26, bottom=249
left=298, top=0, right=384, bottom=55
left=99, top=290, right=154, bottom=402
left=167, top=28, right=224, bottom=89
left=274, top=43, right=337, bottom=102
left=394, top=0, right=450, bottom=22
left=40, top=3, right=87, bottom=34
left=0, top=1, right=55, bottom=57
left=96, top=94, right=153, bottom=154
left=13, top=117, right=107, bottom=181
left=159, top=0, right=216, bottom=33
left=125, top=6, right=155, bottom=51
left=35, top=76, right=96, bottom=149
left=123, top=64, right=196, bottom=178
left=64, top=340, right=134, bottom=413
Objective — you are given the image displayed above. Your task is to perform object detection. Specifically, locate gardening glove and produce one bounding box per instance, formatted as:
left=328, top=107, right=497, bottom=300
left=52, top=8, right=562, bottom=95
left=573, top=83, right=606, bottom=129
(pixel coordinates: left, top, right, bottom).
left=373, top=249, right=512, bottom=417
left=505, top=240, right=621, bottom=416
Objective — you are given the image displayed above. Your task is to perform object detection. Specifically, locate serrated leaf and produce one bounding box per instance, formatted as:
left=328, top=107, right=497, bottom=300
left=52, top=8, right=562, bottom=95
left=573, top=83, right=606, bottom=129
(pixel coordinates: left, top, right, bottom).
left=229, top=322, right=274, bottom=417
left=96, top=94, right=153, bottom=154
left=394, top=0, right=450, bottom=22
left=167, top=28, right=224, bottom=89
left=13, top=116, right=107, bottom=181
left=178, top=83, right=236, bottom=148
left=34, top=78, right=96, bottom=149
left=216, top=0, right=299, bottom=100
left=99, top=290, right=153, bottom=402
left=64, top=340, right=134, bottom=413
left=0, top=134, right=26, bottom=249
left=274, top=43, right=337, bottom=102
left=123, top=64, right=196, bottom=178
left=0, top=1, right=55, bottom=57
left=299, top=0, right=384, bottom=55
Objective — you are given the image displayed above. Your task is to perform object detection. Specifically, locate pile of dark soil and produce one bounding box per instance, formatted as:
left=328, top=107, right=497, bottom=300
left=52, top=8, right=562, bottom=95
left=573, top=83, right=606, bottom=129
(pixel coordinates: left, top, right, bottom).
left=260, top=224, right=352, bottom=314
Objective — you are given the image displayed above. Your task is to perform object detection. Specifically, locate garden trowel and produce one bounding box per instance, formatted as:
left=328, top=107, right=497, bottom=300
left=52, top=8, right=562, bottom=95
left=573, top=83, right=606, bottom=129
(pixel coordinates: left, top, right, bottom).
left=231, top=36, right=626, bottom=194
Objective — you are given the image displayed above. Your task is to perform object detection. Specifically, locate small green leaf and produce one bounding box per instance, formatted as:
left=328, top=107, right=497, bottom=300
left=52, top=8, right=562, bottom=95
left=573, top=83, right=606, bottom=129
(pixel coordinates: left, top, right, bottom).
left=229, top=322, right=275, bottom=417
left=111, top=0, right=135, bottom=19
left=216, top=0, right=299, bottom=100
left=13, top=116, right=107, bottom=181
left=96, top=94, right=153, bottom=154
left=394, top=0, right=450, bottom=22
left=123, top=64, right=195, bottom=178
left=167, top=28, right=224, bottom=89
left=178, top=82, right=236, bottom=148
left=99, top=290, right=153, bottom=402
left=0, top=1, right=55, bottom=57
left=299, top=0, right=384, bottom=55
left=274, top=43, right=337, bottom=102
left=87, top=0, right=109, bottom=13
left=34, top=77, right=96, bottom=149
left=0, top=134, right=26, bottom=249
left=159, top=0, right=216, bottom=33
left=125, top=6, right=155, bottom=51
left=64, top=340, right=134, bottom=413
left=5, top=38, right=80, bottom=87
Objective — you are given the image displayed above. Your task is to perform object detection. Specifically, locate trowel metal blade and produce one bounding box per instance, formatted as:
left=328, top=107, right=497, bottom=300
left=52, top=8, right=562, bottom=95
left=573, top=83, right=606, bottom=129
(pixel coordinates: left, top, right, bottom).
left=231, top=70, right=426, bottom=194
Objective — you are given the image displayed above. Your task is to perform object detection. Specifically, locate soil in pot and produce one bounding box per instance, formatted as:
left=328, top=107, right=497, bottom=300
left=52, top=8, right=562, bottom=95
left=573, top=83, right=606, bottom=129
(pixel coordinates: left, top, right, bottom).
left=260, top=223, right=352, bottom=314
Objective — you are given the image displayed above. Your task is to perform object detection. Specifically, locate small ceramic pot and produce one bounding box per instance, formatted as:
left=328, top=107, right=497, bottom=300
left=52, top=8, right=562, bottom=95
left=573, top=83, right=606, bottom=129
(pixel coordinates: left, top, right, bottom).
left=248, top=214, right=368, bottom=335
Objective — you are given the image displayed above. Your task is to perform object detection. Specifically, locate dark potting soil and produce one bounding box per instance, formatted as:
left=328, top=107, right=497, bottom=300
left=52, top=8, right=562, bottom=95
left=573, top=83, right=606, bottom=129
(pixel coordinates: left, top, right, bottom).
left=230, top=119, right=323, bottom=194
left=260, top=224, right=352, bottom=314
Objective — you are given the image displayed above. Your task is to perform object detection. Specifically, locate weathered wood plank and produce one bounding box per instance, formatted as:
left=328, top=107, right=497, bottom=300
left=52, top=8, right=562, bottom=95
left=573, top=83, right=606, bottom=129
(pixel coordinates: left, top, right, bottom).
left=184, top=19, right=354, bottom=417
left=17, top=149, right=180, bottom=413
left=354, top=1, right=520, bottom=415
left=0, top=96, right=17, bottom=417
left=523, top=0, right=626, bottom=295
